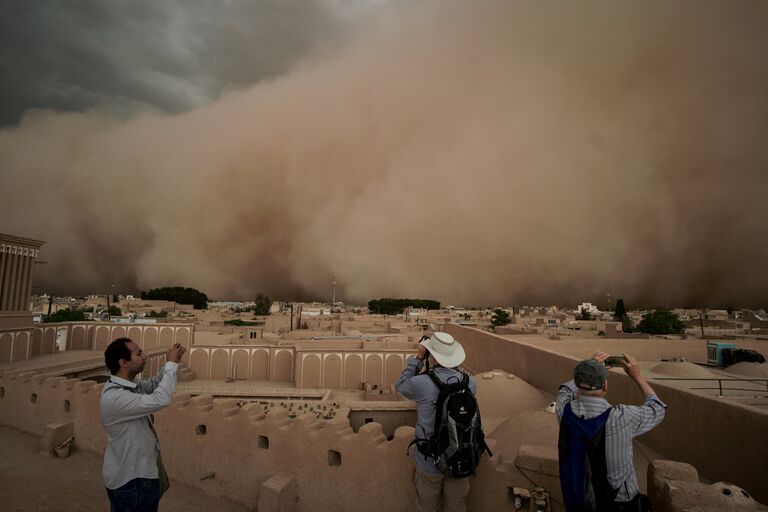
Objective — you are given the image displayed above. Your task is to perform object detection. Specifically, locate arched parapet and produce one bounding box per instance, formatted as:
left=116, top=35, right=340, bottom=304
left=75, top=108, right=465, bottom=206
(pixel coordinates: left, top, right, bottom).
left=143, top=327, right=159, bottom=350
left=364, top=353, right=383, bottom=388
left=300, top=354, right=322, bottom=388
left=273, top=349, right=293, bottom=382
left=210, top=349, right=230, bottom=379
left=343, top=353, right=363, bottom=389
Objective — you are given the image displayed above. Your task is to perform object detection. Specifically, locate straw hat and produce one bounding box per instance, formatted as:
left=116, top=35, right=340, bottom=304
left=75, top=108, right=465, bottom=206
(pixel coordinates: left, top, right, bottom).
left=420, top=332, right=466, bottom=368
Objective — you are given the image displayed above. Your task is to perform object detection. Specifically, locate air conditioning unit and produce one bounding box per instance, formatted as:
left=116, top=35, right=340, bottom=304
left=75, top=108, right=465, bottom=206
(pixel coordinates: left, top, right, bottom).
left=706, top=341, right=737, bottom=366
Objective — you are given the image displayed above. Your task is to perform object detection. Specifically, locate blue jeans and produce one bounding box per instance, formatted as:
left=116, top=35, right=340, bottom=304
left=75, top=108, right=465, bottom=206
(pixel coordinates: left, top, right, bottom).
left=106, top=478, right=160, bottom=512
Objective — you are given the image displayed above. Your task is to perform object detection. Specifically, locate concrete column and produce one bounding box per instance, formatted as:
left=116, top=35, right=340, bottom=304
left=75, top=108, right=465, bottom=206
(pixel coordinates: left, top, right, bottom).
left=13, top=253, right=27, bottom=311
left=6, top=252, right=19, bottom=312
left=0, top=249, right=8, bottom=310
left=19, top=254, right=32, bottom=311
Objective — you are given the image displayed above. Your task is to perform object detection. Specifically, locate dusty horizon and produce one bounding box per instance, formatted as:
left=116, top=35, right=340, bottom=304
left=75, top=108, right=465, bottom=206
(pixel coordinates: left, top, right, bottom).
left=1, top=1, right=767, bottom=308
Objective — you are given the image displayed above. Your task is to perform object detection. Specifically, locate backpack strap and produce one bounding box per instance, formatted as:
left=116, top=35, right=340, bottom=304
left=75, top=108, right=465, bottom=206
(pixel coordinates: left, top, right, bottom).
left=426, top=370, right=446, bottom=391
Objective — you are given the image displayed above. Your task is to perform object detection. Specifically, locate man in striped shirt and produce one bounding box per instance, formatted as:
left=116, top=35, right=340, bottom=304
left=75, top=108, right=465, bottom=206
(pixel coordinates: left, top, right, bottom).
left=556, top=352, right=666, bottom=511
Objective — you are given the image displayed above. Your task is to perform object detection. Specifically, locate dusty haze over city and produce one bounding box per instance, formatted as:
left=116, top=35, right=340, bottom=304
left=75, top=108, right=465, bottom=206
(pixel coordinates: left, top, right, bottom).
left=1, top=0, right=767, bottom=307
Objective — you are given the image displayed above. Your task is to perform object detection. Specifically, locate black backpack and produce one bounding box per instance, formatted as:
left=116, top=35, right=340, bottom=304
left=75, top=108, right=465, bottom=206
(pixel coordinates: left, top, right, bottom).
left=410, top=370, right=492, bottom=478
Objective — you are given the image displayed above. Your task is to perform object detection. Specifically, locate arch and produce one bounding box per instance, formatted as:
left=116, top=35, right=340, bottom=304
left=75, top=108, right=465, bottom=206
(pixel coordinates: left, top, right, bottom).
left=145, top=357, right=156, bottom=378
left=190, top=350, right=209, bottom=379
left=302, top=354, right=322, bottom=389
left=364, top=354, right=383, bottom=389
left=12, top=332, right=29, bottom=361
left=86, top=325, right=96, bottom=350
left=0, top=333, right=12, bottom=363
left=385, top=354, right=405, bottom=387
left=111, top=326, right=126, bottom=341
left=250, top=350, right=269, bottom=380
left=32, top=329, right=43, bottom=356
left=344, top=354, right=363, bottom=389
left=127, top=327, right=143, bottom=345
left=94, top=326, right=110, bottom=352
left=160, top=327, right=174, bottom=347
left=71, top=326, right=86, bottom=350
left=232, top=350, right=249, bottom=380
left=210, top=349, right=229, bottom=380
left=323, top=354, right=343, bottom=389
left=43, top=329, right=55, bottom=354
left=176, top=327, right=191, bottom=365
left=273, top=350, right=293, bottom=383
left=143, top=328, right=158, bottom=350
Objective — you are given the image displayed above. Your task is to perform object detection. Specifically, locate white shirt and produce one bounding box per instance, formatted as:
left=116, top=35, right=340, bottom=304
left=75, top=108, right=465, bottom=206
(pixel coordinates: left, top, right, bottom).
left=100, top=362, right=178, bottom=489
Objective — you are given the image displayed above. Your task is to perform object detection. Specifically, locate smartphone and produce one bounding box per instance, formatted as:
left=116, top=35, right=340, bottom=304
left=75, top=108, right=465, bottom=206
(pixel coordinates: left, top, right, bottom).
left=604, top=356, right=626, bottom=367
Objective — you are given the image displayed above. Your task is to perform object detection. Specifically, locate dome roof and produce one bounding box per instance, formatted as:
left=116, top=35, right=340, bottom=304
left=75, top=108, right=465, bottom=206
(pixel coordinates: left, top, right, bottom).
left=486, top=409, right=559, bottom=463
left=650, top=362, right=714, bottom=378
left=474, top=369, right=550, bottom=432
left=724, top=362, right=768, bottom=377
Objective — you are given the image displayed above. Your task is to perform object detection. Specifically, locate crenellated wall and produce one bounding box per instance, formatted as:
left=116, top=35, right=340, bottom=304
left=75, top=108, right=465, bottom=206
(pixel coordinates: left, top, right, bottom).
left=1, top=360, right=764, bottom=510
left=444, top=324, right=768, bottom=505
left=0, top=370, right=547, bottom=511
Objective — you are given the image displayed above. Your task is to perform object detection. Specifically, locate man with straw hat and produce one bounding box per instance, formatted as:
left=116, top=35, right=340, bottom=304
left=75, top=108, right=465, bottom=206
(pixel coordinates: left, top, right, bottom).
left=396, top=331, right=478, bottom=512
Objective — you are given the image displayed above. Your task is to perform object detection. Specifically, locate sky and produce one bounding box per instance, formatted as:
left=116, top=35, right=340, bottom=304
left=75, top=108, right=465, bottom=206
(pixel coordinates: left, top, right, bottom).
left=1, top=0, right=767, bottom=308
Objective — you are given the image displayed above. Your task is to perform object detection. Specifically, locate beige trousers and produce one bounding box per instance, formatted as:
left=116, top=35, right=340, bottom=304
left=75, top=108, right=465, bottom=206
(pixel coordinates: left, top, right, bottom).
left=414, top=466, right=470, bottom=512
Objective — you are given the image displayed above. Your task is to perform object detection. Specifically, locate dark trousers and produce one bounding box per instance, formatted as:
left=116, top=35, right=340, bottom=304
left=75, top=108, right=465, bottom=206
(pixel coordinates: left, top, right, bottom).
left=106, top=478, right=161, bottom=512
left=613, top=493, right=652, bottom=512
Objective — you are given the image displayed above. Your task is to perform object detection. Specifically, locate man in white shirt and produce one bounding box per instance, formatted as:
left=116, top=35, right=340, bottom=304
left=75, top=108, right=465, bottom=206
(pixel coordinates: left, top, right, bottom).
left=101, top=337, right=185, bottom=512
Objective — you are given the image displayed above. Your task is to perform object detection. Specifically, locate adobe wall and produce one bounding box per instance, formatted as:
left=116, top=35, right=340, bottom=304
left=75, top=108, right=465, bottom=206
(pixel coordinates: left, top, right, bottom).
left=444, top=324, right=768, bottom=504
left=0, top=322, right=194, bottom=365
left=0, top=370, right=554, bottom=511
left=0, top=325, right=59, bottom=362
left=294, top=345, right=414, bottom=390
left=2, top=362, right=763, bottom=510
left=189, top=341, right=418, bottom=391
left=188, top=345, right=295, bottom=382
left=500, top=335, right=768, bottom=362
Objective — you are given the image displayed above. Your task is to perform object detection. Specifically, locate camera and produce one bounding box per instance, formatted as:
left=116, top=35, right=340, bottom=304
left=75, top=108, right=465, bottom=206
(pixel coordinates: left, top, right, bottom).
left=604, top=355, right=626, bottom=367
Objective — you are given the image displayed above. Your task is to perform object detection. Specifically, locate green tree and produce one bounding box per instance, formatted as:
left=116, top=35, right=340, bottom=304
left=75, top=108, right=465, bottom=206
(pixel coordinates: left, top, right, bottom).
left=613, top=299, right=627, bottom=320
left=368, top=298, right=441, bottom=315
left=612, top=298, right=634, bottom=332
left=43, top=308, right=88, bottom=323
left=637, top=309, right=684, bottom=335
left=141, top=287, right=209, bottom=309
left=490, top=308, right=512, bottom=327
left=108, top=305, right=122, bottom=316
left=576, top=308, right=593, bottom=321
left=253, top=294, right=272, bottom=316
left=146, top=310, right=168, bottom=318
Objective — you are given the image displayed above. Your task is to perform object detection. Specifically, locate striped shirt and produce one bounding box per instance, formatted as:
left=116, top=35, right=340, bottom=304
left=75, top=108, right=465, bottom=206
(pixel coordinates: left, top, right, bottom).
left=555, top=379, right=666, bottom=502
left=396, top=357, right=478, bottom=475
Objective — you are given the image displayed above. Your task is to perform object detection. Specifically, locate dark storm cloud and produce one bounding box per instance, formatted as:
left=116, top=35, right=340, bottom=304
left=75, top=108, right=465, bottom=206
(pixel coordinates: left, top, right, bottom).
left=1, top=0, right=767, bottom=309
left=0, top=0, right=350, bottom=125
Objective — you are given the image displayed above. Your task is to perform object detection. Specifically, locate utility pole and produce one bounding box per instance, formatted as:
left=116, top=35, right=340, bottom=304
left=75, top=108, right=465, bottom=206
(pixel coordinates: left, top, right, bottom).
left=331, top=273, right=336, bottom=314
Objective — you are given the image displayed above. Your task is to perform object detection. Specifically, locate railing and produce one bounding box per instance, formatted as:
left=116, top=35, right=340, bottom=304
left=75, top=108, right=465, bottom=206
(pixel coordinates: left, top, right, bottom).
left=650, top=377, right=768, bottom=396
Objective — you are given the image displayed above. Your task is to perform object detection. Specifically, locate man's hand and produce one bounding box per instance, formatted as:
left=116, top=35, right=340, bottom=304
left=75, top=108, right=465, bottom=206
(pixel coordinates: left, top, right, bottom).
left=620, top=353, right=656, bottom=395
left=167, top=343, right=186, bottom=363
left=416, top=344, right=428, bottom=361
left=591, top=351, right=609, bottom=364
left=619, top=353, right=642, bottom=380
